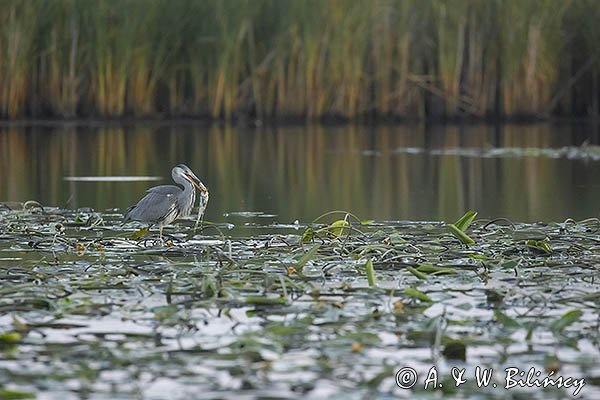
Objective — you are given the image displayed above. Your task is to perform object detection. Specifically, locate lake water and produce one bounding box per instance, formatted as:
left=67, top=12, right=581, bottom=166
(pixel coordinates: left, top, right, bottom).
left=0, top=122, right=598, bottom=223
left=1, top=122, right=599, bottom=399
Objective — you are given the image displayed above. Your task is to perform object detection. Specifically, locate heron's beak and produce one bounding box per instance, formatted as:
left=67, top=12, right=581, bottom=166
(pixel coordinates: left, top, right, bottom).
left=186, top=173, right=208, bottom=193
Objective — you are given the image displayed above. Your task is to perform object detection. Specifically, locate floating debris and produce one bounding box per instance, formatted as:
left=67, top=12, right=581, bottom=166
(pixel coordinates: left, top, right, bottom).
left=391, top=144, right=600, bottom=161
left=64, top=176, right=162, bottom=182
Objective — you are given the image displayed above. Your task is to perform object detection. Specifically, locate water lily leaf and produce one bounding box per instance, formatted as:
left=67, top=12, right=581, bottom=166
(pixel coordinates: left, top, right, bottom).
left=493, top=309, right=521, bottom=328
left=296, top=244, right=320, bottom=268
left=364, top=259, right=376, bottom=286
left=525, top=239, right=551, bottom=254
left=403, top=288, right=432, bottom=302
left=386, top=233, right=406, bottom=245
left=130, top=227, right=149, bottom=240
left=0, top=332, right=21, bottom=344
left=454, top=210, right=478, bottom=231
left=416, top=265, right=457, bottom=275
left=328, top=219, right=350, bottom=237
left=499, top=259, right=520, bottom=269
left=442, top=340, right=466, bottom=361
left=244, top=296, right=288, bottom=305
left=301, top=227, right=316, bottom=243
left=73, top=215, right=87, bottom=225
left=448, top=223, right=475, bottom=244
left=267, top=324, right=307, bottom=336
left=0, top=388, right=35, bottom=399
left=407, top=266, right=427, bottom=280
left=550, top=309, right=582, bottom=333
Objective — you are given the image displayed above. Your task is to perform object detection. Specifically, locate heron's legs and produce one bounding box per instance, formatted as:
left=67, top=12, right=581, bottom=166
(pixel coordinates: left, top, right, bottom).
left=159, top=223, right=164, bottom=242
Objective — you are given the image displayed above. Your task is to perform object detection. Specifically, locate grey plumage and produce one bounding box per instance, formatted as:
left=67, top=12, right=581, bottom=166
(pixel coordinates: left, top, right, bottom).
left=124, top=164, right=208, bottom=239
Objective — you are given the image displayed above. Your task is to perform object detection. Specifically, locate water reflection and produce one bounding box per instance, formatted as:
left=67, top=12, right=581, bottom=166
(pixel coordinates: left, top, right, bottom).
left=0, top=123, right=598, bottom=222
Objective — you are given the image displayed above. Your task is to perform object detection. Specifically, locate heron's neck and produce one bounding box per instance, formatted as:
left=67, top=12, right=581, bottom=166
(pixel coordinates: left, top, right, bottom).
left=174, top=175, right=196, bottom=204
left=182, top=179, right=195, bottom=195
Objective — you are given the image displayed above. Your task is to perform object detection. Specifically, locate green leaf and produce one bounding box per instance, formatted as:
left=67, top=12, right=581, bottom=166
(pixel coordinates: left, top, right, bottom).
left=0, top=388, right=35, bottom=400
left=407, top=266, right=427, bottom=280
left=130, top=226, right=149, bottom=240
left=550, top=309, right=582, bottom=333
left=448, top=223, right=475, bottom=244
left=301, top=227, right=316, bottom=243
left=493, top=309, right=521, bottom=328
left=296, top=244, right=320, bottom=268
left=485, top=289, right=504, bottom=304
left=365, top=259, right=376, bottom=286
left=267, top=324, right=306, bottom=336
left=387, top=233, right=406, bottom=245
left=499, top=259, right=520, bottom=269
left=416, top=265, right=457, bottom=275
left=244, top=296, right=288, bottom=305
left=454, top=210, right=478, bottom=232
left=73, top=215, right=87, bottom=225
left=0, top=332, right=21, bottom=344
left=525, top=239, right=551, bottom=254
left=442, top=340, right=467, bottom=361
left=403, top=288, right=432, bottom=302
left=328, top=219, right=350, bottom=237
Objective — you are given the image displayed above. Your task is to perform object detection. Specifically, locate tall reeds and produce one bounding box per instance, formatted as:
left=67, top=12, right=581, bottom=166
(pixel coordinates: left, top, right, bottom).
left=0, top=0, right=598, bottom=120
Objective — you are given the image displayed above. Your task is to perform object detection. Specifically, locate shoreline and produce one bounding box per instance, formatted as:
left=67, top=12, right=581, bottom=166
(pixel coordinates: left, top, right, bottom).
left=0, top=115, right=599, bottom=128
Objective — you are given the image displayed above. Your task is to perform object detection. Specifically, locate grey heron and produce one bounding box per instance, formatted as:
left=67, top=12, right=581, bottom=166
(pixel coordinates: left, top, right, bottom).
left=124, top=164, right=209, bottom=240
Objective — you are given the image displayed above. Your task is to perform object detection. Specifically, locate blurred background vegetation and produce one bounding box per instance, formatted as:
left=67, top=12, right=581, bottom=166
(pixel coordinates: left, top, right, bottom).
left=0, top=0, right=599, bottom=121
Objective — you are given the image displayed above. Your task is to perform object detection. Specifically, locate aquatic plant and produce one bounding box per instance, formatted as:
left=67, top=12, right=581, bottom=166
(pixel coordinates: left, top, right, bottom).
left=0, top=204, right=597, bottom=397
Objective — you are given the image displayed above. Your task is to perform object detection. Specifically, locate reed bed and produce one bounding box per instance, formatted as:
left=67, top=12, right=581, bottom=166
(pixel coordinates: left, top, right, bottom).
left=0, top=0, right=598, bottom=120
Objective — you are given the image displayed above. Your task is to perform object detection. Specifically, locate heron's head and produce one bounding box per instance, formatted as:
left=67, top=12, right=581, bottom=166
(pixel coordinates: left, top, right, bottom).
left=173, top=164, right=208, bottom=194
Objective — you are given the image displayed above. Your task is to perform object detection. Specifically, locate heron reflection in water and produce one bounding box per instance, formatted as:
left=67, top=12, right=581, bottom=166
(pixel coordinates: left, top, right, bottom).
left=124, top=164, right=209, bottom=240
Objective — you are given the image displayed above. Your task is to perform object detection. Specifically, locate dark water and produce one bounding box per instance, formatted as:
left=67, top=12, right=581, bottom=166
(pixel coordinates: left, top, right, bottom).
left=0, top=122, right=598, bottom=223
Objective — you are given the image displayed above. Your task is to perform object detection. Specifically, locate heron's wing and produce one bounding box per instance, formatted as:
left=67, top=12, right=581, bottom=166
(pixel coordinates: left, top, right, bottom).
left=146, top=185, right=180, bottom=195
left=124, top=187, right=181, bottom=224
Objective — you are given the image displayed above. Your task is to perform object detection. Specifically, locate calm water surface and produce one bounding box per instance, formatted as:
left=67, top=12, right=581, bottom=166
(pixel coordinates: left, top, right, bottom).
left=0, top=122, right=598, bottom=223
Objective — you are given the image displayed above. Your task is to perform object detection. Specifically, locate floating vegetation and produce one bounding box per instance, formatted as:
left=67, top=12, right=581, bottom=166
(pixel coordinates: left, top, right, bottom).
left=392, top=144, right=600, bottom=161
left=0, top=204, right=599, bottom=398
left=447, top=210, right=477, bottom=245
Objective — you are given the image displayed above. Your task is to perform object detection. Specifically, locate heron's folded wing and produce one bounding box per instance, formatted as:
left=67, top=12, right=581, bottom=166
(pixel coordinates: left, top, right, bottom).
left=146, top=185, right=180, bottom=194
left=124, top=190, right=179, bottom=224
